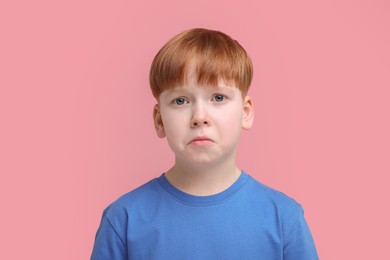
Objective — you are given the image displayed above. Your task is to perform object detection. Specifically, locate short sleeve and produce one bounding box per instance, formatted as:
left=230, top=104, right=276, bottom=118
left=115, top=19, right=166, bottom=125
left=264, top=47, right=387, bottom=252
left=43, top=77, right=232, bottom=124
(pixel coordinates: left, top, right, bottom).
left=283, top=207, right=319, bottom=260
left=90, top=211, right=127, bottom=260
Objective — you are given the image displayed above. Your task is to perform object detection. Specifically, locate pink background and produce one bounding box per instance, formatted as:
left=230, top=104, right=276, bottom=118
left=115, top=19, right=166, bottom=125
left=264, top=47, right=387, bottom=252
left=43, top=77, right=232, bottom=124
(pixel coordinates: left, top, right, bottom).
left=1, top=0, right=389, bottom=259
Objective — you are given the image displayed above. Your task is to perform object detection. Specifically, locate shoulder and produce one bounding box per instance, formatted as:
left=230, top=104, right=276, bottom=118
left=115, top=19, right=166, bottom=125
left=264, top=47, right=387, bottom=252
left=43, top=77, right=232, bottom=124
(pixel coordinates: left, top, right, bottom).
left=245, top=178, right=319, bottom=258
left=108, top=177, right=161, bottom=207
left=244, top=175, right=304, bottom=237
left=102, top=178, right=162, bottom=221
left=246, top=175, right=302, bottom=211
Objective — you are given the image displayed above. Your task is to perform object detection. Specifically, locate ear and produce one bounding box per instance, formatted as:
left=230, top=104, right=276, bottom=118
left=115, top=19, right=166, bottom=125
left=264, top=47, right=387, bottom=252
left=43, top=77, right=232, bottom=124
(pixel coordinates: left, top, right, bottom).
left=153, top=104, right=166, bottom=138
left=241, top=96, right=254, bottom=130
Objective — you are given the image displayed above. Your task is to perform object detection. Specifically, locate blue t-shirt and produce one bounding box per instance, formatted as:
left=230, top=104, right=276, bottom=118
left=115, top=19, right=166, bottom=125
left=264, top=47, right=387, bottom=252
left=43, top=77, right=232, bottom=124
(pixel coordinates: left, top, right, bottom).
left=91, top=172, right=318, bottom=259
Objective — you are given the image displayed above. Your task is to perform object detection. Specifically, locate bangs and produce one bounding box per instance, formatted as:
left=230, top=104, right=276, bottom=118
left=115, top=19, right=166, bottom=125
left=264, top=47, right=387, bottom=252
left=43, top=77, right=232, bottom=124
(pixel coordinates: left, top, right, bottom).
left=150, top=28, right=253, bottom=98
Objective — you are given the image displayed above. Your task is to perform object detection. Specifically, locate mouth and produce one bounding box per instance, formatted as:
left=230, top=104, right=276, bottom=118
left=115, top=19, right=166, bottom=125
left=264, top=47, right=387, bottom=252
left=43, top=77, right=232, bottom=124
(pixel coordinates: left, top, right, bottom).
left=188, top=136, right=214, bottom=146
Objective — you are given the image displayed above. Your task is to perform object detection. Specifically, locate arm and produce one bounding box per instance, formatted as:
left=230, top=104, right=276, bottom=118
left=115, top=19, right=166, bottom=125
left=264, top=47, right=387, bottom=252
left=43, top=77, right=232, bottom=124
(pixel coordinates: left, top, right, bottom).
left=283, top=208, right=319, bottom=260
left=91, top=213, right=127, bottom=260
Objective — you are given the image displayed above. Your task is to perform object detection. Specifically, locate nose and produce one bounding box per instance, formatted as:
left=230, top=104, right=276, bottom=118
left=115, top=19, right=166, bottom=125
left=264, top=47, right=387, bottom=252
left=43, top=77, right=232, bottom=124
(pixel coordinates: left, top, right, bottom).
left=190, top=103, right=209, bottom=128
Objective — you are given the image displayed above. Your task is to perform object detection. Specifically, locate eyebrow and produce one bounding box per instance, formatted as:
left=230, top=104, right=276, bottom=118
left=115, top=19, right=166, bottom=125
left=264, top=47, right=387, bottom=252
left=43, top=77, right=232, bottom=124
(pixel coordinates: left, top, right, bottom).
left=163, top=84, right=238, bottom=99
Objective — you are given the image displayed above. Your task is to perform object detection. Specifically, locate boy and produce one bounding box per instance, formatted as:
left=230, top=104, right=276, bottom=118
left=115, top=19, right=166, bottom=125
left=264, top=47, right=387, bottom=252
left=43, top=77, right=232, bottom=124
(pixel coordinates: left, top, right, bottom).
left=91, top=28, right=318, bottom=259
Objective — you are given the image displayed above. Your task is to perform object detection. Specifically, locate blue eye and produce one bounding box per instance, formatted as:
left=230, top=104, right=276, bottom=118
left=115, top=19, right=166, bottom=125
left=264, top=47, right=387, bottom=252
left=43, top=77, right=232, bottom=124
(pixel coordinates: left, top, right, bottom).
left=214, top=95, right=225, bottom=102
left=174, top=97, right=186, bottom=105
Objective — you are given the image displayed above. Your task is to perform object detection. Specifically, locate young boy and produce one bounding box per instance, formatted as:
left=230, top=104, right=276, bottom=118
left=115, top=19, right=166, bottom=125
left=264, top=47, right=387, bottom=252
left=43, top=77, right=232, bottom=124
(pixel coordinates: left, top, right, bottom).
left=91, top=28, right=318, bottom=259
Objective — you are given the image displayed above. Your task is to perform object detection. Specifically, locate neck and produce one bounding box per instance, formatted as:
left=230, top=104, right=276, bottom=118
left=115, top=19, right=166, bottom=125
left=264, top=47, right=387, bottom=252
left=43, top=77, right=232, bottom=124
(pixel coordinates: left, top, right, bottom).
left=165, top=158, right=241, bottom=196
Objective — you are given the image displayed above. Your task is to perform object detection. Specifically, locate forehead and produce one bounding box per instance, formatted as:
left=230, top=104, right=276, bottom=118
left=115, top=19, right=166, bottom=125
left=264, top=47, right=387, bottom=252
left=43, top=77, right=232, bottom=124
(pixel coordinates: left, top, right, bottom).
left=166, top=66, right=238, bottom=90
left=155, top=54, right=244, bottom=96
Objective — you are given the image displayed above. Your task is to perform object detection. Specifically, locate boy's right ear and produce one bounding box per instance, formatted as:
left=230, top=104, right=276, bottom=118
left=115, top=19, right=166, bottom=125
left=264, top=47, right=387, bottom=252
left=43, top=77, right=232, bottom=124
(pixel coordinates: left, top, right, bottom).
left=153, top=104, right=166, bottom=138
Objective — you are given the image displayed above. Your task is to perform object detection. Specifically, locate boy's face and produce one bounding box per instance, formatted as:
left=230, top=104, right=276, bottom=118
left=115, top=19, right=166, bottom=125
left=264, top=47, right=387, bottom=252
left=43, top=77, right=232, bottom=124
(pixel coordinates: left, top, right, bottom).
left=153, top=73, right=254, bottom=168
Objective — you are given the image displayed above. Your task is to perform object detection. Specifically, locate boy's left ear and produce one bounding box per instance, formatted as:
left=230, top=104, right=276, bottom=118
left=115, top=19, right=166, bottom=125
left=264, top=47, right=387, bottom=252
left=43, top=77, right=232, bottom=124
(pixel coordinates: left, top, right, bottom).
left=242, top=96, right=254, bottom=130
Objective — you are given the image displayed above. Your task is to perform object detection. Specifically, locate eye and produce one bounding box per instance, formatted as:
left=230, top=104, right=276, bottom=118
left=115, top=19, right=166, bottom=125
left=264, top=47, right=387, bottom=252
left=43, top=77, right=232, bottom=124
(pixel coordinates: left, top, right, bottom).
left=174, top=97, right=187, bottom=105
left=213, top=94, right=225, bottom=102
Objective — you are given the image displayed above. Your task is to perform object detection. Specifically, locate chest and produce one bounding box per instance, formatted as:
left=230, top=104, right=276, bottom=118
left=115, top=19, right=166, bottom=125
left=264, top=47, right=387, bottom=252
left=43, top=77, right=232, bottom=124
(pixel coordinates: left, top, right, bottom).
left=126, top=200, right=284, bottom=259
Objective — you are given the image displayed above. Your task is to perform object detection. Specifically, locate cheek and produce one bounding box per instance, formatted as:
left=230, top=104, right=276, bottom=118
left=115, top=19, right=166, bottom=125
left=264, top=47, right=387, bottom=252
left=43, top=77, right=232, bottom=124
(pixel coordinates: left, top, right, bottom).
left=161, top=113, right=186, bottom=137
left=218, top=104, right=243, bottom=123
left=215, top=110, right=243, bottom=134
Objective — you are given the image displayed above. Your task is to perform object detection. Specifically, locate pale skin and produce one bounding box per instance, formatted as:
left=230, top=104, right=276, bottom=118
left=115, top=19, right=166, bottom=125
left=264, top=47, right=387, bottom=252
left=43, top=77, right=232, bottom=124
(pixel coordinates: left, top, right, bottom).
left=153, top=73, right=254, bottom=196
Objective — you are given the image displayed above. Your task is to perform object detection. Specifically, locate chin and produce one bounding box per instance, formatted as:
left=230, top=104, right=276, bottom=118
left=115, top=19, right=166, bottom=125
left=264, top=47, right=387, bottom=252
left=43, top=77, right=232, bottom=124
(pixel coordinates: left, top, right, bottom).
left=182, top=154, right=225, bottom=167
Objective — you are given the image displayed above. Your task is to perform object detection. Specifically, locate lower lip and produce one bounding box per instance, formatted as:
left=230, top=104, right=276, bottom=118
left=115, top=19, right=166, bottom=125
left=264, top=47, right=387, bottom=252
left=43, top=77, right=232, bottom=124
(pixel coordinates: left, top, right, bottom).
left=190, top=140, right=213, bottom=146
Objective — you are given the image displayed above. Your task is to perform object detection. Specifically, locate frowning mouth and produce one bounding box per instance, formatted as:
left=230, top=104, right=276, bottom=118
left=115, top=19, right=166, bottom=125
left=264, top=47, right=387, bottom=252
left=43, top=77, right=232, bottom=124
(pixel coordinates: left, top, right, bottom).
left=188, top=136, right=214, bottom=146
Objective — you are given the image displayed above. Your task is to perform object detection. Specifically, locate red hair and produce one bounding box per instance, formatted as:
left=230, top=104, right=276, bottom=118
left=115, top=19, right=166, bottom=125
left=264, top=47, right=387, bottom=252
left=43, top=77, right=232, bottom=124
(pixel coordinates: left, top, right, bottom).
left=149, top=28, right=253, bottom=99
